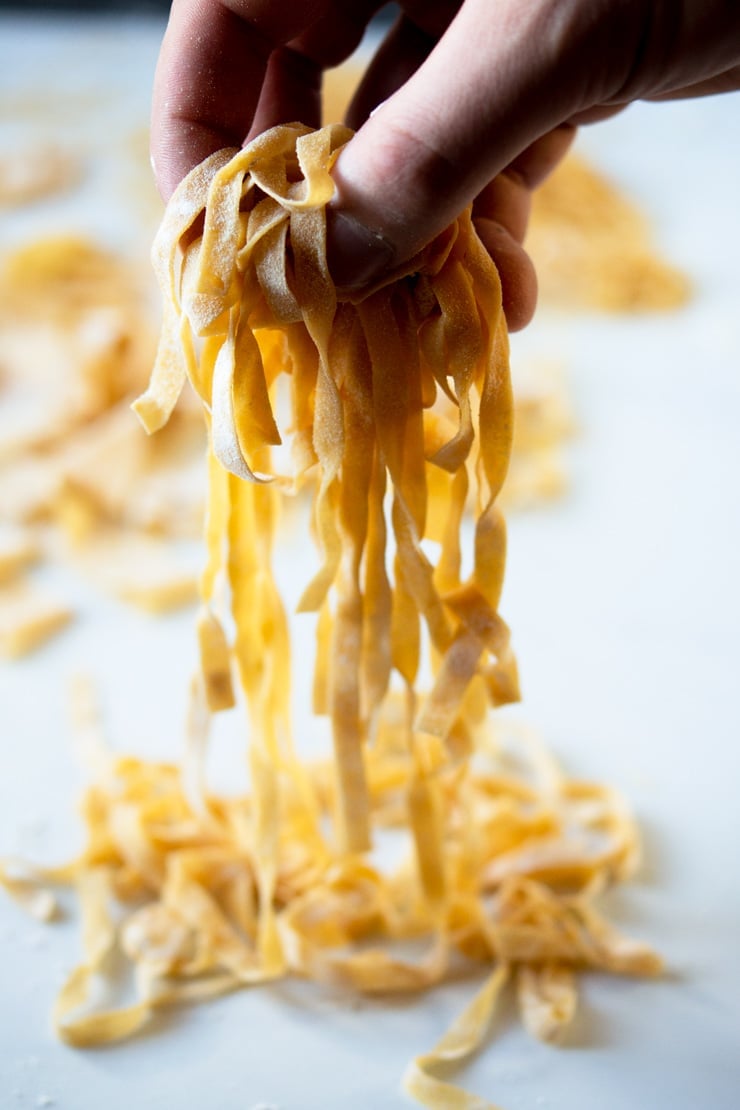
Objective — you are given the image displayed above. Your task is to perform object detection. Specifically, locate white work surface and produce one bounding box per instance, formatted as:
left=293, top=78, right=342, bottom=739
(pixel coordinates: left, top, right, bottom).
left=1, top=13, right=739, bottom=1110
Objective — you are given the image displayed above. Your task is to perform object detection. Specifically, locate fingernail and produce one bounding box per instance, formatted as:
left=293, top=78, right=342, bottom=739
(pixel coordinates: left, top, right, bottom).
left=326, top=210, right=396, bottom=290
left=369, top=96, right=390, bottom=119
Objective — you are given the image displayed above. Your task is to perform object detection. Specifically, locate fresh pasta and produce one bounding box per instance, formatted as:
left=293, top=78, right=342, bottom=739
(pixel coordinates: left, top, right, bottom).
left=1, top=125, right=661, bottom=1108
left=133, top=121, right=519, bottom=858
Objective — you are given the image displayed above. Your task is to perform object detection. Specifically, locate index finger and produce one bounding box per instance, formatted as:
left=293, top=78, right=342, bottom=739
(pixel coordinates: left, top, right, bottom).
left=151, top=0, right=327, bottom=200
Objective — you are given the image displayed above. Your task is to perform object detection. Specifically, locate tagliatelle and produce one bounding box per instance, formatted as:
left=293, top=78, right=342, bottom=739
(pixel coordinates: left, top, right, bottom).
left=0, top=526, right=39, bottom=584
left=0, top=583, right=73, bottom=658
left=133, top=122, right=519, bottom=857
left=528, top=154, right=691, bottom=312
left=0, top=235, right=207, bottom=640
left=2, top=126, right=661, bottom=1106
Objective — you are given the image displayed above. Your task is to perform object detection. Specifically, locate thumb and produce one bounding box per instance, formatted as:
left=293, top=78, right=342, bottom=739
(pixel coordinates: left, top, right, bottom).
left=326, top=0, right=631, bottom=287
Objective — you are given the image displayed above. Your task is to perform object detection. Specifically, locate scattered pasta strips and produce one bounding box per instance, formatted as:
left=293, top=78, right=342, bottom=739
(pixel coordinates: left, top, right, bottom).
left=2, top=125, right=661, bottom=1107
left=528, top=154, right=691, bottom=312
left=0, top=236, right=205, bottom=636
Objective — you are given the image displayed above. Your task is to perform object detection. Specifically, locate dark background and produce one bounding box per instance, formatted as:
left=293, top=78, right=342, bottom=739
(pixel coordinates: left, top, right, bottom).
left=0, top=0, right=399, bottom=11
left=0, top=0, right=171, bottom=9
left=0, top=1, right=397, bottom=18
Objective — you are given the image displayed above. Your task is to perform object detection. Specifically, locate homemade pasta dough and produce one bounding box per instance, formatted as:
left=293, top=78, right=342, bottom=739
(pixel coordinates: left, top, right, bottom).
left=1, top=125, right=660, bottom=1108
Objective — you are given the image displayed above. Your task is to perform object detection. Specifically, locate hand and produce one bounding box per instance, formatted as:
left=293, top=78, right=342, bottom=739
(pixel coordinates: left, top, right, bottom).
left=151, top=0, right=740, bottom=329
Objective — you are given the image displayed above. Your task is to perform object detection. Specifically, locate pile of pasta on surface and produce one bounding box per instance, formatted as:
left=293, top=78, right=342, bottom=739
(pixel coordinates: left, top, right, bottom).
left=1, top=124, right=661, bottom=1109
left=527, top=154, right=691, bottom=312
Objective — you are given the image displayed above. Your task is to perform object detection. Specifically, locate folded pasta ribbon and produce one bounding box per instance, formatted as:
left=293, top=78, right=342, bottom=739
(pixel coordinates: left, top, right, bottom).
left=133, top=121, right=517, bottom=860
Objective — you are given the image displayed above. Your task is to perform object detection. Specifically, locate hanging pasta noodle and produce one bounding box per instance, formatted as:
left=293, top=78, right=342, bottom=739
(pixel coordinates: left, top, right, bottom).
left=0, top=125, right=661, bottom=1108
left=133, top=121, right=519, bottom=864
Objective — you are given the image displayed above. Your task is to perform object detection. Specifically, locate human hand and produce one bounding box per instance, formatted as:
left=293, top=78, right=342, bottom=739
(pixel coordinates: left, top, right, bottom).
left=151, top=1, right=740, bottom=329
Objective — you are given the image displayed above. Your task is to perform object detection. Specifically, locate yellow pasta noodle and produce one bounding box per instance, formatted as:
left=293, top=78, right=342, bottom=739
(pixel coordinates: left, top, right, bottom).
left=133, top=122, right=519, bottom=861
left=1, top=125, right=661, bottom=1107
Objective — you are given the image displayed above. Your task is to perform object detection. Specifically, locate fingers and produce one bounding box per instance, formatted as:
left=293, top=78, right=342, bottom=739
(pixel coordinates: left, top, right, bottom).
left=151, top=0, right=338, bottom=199
left=328, top=1, right=583, bottom=315
left=151, top=0, right=380, bottom=200
left=646, top=62, right=740, bottom=101
left=249, top=1, right=382, bottom=138
left=151, top=0, right=273, bottom=200
left=343, top=13, right=443, bottom=130
left=248, top=47, right=323, bottom=139
left=151, top=0, right=623, bottom=329
left=470, top=126, right=575, bottom=330
left=327, top=126, right=573, bottom=330
left=151, top=0, right=585, bottom=317
left=326, top=0, right=621, bottom=284
left=153, top=0, right=740, bottom=324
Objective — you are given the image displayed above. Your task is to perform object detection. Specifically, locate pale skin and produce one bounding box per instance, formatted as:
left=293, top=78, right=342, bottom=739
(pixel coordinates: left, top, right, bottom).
left=151, top=0, right=740, bottom=329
